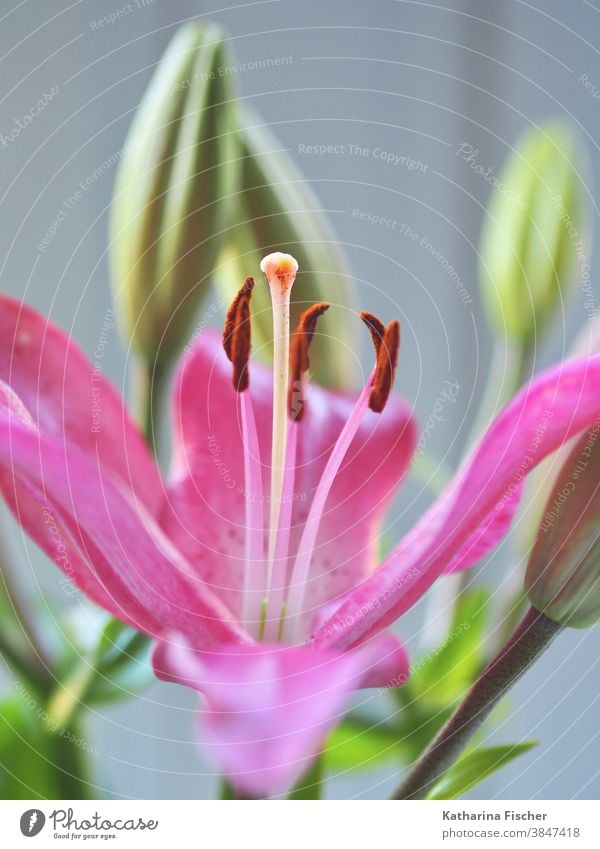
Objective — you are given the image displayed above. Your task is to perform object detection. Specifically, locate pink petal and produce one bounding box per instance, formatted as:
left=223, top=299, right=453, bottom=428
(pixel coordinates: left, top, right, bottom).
left=0, top=395, right=246, bottom=647
left=313, top=356, right=600, bottom=649
left=0, top=297, right=161, bottom=515
left=161, top=331, right=416, bottom=621
left=279, top=380, right=416, bottom=618
left=152, top=633, right=408, bottom=797
left=160, top=331, right=272, bottom=619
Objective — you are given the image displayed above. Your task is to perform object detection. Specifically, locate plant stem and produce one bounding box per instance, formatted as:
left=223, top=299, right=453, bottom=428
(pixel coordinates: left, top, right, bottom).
left=219, top=779, right=236, bottom=800
left=392, top=606, right=561, bottom=800
left=49, top=717, right=95, bottom=799
left=0, top=631, right=44, bottom=688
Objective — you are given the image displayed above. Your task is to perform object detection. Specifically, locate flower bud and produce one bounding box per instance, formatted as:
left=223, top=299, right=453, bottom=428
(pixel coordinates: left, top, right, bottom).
left=519, top=318, right=600, bottom=553
left=479, top=122, right=588, bottom=342
left=214, top=106, right=357, bottom=388
left=110, top=23, right=237, bottom=366
left=525, top=423, right=600, bottom=628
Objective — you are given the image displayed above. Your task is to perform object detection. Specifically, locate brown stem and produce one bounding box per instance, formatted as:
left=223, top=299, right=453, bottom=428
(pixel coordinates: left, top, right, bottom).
left=393, top=606, right=561, bottom=800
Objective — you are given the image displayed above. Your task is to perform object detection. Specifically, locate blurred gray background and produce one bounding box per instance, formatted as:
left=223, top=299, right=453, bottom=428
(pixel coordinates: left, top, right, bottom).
left=0, top=0, right=599, bottom=799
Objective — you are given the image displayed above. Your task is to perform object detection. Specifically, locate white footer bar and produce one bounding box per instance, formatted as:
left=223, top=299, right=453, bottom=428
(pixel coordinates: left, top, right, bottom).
left=0, top=799, right=597, bottom=848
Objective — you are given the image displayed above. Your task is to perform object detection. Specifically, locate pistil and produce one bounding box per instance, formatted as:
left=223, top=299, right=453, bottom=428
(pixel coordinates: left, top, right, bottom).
left=260, top=252, right=299, bottom=618
left=262, top=302, right=330, bottom=640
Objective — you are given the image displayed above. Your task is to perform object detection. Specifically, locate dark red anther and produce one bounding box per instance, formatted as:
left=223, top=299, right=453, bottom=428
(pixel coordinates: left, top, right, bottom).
left=360, top=311, right=385, bottom=355
left=369, top=320, right=400, bottom=413
left=223, top=277, right=254, bottom=362
left=222, top=278, right=254, bottom=392
left=288, top=302, right=330, bottom=421
left=361, top=312, right=400, bottom=413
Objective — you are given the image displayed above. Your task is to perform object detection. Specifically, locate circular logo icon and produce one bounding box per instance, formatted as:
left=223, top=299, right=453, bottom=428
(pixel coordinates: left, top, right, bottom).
left=19, top=810, right=45, bottom=837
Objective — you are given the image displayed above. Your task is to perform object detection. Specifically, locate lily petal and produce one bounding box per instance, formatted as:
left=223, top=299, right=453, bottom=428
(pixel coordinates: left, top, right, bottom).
left=0, top=395, right=246, bottom=647
left=0, top=297, right=162, bottom=515
left=161, top=331, right=416, bottom=619
left=314, top=356, right=600, bottom=649
left=289, top=381, right=416, bottom=626
left=153, top=632, right=408, bottom=797
left=160, top=331, right=271, bottom=618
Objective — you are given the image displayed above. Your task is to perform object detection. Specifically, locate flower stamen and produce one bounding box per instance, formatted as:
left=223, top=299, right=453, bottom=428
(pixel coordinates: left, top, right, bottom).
left=223, top=276, right=254, bottom=391
left=368, top=319, right=400, bottom=413
left=288, top=302, right=330, bottom=422
left=360, top=311, right=385, bottom=355
left=223, top=279, right=264, bottom=633
left=283, top=310, right=400, bottom=641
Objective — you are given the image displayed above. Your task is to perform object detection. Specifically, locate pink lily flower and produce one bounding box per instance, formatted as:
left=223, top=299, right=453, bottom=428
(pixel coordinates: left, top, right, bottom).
left=1, top=253, right=600, bottom=798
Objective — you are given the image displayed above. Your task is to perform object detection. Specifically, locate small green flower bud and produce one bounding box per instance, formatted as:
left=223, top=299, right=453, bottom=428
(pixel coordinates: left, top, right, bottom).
left=215, top=106, right=357, bottom=388
left=110, top=23, right=237, bottom=366
left=479, top=122, right=588, bottom=341
left=525, top=423, right=600, bottom=628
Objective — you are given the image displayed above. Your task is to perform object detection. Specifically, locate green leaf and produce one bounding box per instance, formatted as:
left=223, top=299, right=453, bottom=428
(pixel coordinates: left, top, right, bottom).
left=426, top=741, right=538, bottom=800
left=0, top=697, right=93, bottom=799
left=390, top=698, right=455, bottom=761
left=409, top=587, right=491, bottom=706
left=86, top=627, right=153, bottom=705
left=0, top=697, right=56, bottom=799
left=324, top=719, right=405, bottom=771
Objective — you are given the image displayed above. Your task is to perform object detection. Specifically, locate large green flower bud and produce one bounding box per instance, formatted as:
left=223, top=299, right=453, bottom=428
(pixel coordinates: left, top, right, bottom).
left=525, top=424, right=600, bottom=628
left=479, top=122, right=589, bottom=342
left=519, top=317, right=600, bottom=553
left=110, top=23, right=237, bottom=365
left=216, top=106, right=357, bottom=388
